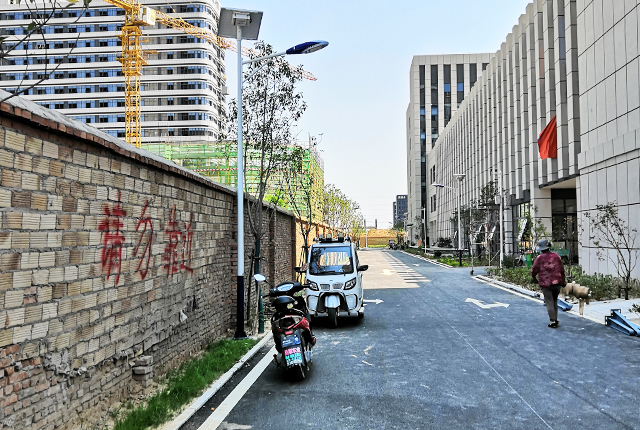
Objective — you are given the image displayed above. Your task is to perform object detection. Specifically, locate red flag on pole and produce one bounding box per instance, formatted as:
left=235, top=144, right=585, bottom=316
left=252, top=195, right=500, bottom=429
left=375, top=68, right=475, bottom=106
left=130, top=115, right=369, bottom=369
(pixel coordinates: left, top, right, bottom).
left=537, top=116, right=557, bottom=159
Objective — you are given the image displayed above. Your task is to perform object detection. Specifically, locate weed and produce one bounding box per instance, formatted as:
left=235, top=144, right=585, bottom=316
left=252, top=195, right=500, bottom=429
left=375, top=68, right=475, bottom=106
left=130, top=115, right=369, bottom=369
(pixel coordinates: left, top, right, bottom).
left=114, top=338, right=257, bottom=430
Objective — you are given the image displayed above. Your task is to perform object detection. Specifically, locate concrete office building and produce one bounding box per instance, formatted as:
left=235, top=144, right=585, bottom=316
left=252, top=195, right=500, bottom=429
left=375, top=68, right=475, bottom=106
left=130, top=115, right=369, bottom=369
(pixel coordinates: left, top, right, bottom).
left=0, top=0, right=226, bottom=144
left=422, top=0, right=640, bottom=278
left=406, top=53, right=492, bottom=243
left=393, top=194, right=408, bottom=226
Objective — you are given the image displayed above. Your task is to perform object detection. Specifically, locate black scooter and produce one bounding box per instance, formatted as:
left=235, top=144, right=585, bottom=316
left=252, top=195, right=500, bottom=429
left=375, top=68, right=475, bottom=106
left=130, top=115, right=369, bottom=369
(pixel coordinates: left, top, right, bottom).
left=255, top=274, right=315, bottom=381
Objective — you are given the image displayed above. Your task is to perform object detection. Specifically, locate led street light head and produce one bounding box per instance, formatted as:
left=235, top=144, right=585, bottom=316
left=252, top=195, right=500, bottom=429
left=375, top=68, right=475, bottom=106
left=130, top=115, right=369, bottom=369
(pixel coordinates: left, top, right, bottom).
left=286, top=41, right=329, bottom=55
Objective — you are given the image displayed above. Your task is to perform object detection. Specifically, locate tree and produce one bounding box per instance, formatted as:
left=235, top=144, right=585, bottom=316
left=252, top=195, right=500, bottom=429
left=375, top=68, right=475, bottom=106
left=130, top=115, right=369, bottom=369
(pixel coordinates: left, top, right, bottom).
left=413, top=215, right=426, bottom=245
left=583, top=202, right=639, bottom=300
left=224, top=41, right=307, bottom=332
left=322, top=184, right=348, bottom=231
left=279, top=144, right=321, bottom=264
left=321, top=184, right=362, bottom=238
left=1, top=0, right=93, bottom=103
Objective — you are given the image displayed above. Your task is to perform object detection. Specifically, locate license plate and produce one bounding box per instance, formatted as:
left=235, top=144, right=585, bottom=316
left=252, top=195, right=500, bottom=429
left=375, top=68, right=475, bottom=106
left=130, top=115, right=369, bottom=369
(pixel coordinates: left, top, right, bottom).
left=281, top=334, right=300, bottom=348
left=284, top=346, right=303, bottom=366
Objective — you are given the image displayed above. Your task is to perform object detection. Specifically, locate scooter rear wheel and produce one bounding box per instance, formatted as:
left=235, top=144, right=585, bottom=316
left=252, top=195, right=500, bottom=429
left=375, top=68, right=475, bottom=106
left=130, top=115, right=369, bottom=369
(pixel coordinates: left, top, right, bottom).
left=291, top=339, right=307, bottom=381
left=328, top=308, right=338, bottom=328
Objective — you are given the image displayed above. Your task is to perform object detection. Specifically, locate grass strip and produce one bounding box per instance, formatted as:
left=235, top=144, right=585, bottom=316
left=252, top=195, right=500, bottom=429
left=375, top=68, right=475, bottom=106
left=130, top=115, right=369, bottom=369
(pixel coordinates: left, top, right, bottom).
left=114, top=338, right=258, bottom=430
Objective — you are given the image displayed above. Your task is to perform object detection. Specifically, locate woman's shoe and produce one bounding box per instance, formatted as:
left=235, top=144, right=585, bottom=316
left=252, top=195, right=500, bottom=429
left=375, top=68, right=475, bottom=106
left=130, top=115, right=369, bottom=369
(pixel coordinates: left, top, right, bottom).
left=548, top=321, right=559, bottom=328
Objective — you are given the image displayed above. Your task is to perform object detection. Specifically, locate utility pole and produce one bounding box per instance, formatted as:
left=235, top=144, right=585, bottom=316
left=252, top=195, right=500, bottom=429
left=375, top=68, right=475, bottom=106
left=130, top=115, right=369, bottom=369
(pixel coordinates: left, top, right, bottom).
left=364, top=218, right=368, bottom=248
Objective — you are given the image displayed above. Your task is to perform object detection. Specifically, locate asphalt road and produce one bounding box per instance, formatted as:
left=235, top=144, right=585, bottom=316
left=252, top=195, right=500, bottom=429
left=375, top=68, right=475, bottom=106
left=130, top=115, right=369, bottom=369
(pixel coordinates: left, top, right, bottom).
left=185, top=249, right=640, bottom=430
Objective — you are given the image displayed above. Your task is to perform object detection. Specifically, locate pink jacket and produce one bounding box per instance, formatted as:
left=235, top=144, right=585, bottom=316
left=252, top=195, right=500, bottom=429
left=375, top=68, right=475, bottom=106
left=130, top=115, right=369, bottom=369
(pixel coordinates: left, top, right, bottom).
left=531, top=252, right=565, bottom=288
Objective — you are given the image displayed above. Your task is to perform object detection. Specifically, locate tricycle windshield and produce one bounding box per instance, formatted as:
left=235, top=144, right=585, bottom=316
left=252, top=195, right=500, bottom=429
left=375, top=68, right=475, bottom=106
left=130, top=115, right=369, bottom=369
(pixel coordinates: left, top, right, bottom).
left=309, top=246, right=354, bottom=275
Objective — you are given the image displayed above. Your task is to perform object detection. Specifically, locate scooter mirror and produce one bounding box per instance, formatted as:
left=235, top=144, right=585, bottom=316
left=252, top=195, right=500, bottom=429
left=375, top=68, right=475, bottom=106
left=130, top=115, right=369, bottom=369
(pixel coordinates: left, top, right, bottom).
left=253, top=274, right=266, bottom=283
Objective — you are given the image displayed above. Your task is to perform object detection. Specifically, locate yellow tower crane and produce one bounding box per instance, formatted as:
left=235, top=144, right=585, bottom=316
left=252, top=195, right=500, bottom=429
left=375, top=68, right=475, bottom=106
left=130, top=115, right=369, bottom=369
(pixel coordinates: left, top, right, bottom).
left=100, top=0, right=316, bottom=147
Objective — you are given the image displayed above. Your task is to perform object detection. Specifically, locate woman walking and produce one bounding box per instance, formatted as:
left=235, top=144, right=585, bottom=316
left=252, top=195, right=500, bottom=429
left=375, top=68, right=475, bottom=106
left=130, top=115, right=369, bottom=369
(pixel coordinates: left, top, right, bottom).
left=531, top=239, right=566, bottom=328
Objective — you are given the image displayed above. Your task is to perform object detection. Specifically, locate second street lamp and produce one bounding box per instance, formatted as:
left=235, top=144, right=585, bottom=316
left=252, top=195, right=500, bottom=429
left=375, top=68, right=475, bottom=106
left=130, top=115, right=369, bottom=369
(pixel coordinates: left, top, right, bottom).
left=434, top=173, right=466, bottom=266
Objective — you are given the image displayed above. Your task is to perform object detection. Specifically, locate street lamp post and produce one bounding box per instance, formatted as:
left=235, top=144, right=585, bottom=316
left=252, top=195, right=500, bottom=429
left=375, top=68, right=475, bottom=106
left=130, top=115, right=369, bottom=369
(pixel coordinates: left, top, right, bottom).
left=218, top=7, right=328, bottom=339
left=422, top=207, right=427, bottom=255
left=434, top=173, right=466, bottom=267
left=494, top=170, right=504, bottom=268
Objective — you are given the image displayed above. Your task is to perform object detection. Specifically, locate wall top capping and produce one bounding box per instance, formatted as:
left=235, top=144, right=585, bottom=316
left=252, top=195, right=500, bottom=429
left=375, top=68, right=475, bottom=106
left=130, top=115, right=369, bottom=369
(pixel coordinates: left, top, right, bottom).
left=0, top=90, right=295, bottom=218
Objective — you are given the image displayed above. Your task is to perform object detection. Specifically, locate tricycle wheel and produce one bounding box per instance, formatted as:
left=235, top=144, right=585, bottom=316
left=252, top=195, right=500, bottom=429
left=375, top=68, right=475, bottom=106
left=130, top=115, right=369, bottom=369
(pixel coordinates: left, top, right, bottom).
left=328, top=308, right=338, bottom=328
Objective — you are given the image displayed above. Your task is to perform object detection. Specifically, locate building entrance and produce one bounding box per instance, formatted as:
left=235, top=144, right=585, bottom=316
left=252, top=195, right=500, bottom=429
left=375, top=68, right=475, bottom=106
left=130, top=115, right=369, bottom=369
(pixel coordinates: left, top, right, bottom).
left=551, top=189, right=578, bottom=263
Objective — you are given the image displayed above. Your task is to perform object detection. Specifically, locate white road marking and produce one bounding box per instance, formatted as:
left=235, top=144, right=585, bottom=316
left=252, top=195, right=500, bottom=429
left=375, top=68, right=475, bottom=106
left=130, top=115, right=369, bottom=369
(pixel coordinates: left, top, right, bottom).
left=362, top=360, right=373, bottom=366
left=198, top=346, right=276, bottom=430
left=382, top=269, right=394, bottom=275
left=363, top=299, right=384, bottom=305
left=465, top=298, right=509, bottom=309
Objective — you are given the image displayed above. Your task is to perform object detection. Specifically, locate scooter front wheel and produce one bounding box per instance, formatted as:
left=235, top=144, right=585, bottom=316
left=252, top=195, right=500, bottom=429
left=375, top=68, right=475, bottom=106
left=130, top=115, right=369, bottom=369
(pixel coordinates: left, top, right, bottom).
left=328, top=308, right=338, bottom=328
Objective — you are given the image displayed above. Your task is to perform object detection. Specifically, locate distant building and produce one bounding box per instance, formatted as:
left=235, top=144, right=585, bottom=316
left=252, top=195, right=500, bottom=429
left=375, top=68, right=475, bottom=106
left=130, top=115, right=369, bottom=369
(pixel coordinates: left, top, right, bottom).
left=406, top=54, right=492, bottom=240
left=393, top=194, right=407, bottom=225
left=417, top=0, right=640, bottom=278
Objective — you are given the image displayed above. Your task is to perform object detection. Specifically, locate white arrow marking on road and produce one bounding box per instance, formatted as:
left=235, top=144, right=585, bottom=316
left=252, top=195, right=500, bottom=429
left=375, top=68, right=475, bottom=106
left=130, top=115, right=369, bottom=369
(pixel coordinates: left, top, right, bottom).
left=413, top=264, right=420, bottom=266
left=382, top=269, right=394, bottom=275
left=363, top=299, right=384, bottom=305
left=465, top=298, right=509, bottom=309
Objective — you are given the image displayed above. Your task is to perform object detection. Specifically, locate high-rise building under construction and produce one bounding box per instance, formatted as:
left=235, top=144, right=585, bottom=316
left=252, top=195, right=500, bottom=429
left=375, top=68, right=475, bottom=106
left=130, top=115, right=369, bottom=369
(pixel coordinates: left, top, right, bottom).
left=0, top=0, right=226, bottom=144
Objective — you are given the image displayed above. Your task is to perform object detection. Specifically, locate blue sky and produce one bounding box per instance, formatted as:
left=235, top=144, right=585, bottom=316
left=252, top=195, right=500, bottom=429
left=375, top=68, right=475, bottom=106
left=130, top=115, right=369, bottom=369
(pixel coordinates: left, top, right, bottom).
left=223, top=0, right=532, bottom=228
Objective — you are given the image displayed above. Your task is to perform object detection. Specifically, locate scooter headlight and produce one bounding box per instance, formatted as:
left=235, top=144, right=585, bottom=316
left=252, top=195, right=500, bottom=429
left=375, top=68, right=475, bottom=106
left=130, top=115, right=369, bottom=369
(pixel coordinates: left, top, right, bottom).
left=344, top=278, right=357, bottom=290
left=307, top=281, right=319, bottom=291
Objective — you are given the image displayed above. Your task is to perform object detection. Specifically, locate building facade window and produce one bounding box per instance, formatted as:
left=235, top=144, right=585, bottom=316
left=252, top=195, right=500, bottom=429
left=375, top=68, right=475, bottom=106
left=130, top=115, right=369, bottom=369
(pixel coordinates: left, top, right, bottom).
left=443, top=64, right=451, bottom=126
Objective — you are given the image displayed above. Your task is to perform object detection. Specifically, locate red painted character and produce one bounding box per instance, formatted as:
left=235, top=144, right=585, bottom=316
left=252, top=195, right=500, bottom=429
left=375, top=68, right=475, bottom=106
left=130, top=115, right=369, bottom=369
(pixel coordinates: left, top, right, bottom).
left=163, top=206, right=181, bottom=276
left=134, top=200, right=153, bottom=280
left=98, top=191, right=126, bottom=284
left=180, top=213, right=194, bottom=273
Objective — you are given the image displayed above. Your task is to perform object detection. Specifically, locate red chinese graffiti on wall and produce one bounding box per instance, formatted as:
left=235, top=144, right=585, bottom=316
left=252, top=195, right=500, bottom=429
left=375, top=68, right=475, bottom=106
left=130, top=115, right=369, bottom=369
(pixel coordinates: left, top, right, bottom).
left=163, top=206, right=195, bottom=277
left=98, top=191, right=126, bottom=284
left=180, top=213, right=194, bottom=273
left=134, top=200, right=153, bottom=280
left=163, top=206, right=181, bottom=276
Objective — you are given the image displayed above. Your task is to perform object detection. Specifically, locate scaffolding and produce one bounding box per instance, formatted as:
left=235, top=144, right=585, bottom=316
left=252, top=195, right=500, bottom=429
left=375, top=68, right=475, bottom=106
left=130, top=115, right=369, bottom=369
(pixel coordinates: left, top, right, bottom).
left=142, top=141, right=324, bottom=218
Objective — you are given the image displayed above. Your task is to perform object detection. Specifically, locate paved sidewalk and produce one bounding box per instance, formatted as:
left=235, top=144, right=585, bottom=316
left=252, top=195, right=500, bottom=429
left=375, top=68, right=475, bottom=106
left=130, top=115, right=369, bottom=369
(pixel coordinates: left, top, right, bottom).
left=579, top=297, right=640, bottom=324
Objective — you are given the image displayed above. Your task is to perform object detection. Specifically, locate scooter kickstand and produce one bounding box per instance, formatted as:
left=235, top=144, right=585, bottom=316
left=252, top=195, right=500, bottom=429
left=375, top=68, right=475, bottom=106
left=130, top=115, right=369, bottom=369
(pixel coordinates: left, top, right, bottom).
left=272, top=354, right=281, bottom=368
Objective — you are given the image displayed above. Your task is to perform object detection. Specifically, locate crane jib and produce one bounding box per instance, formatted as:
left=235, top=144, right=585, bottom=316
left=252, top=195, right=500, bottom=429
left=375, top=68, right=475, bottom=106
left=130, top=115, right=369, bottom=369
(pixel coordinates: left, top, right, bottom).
left=99, top=0, right=317, bottom=147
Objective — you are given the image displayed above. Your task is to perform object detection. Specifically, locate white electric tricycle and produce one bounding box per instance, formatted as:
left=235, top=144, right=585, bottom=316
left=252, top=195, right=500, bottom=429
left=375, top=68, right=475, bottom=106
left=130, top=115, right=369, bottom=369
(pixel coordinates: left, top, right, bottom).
left=302, top=234, right=368, bottom=327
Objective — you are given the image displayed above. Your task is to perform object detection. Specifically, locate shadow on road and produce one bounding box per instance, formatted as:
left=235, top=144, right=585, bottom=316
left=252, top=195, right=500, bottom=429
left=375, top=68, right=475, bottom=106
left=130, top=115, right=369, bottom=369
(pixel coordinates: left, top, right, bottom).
left=311, top=315, right=365, bottom=329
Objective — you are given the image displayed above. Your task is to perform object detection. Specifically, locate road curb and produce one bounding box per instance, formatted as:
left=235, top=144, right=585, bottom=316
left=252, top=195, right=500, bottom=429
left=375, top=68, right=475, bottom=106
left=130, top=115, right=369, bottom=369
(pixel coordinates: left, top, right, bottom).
left=472, top=275, right=605, bottom=325
left=400, top=250, right=454, bottom=269
left=160, top=332, right=273, bottom=430
left=474, top=275, right=541, bottom=298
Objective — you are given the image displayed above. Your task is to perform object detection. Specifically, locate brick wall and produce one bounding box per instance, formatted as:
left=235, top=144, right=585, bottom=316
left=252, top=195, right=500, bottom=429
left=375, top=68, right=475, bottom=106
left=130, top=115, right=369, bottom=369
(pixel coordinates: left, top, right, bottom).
left=0, top=93, right=300, bottom=430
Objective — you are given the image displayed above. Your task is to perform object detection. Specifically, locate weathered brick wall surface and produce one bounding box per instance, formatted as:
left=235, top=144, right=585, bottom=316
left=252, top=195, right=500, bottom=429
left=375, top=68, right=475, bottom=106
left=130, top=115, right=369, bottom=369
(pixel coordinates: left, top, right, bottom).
left=0, top=93, right=298, bottom=430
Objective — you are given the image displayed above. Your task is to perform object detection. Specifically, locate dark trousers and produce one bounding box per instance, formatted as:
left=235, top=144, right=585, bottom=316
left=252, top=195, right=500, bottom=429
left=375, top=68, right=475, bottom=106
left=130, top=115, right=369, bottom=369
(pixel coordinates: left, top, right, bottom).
left=542, top=286, right=561, bottom=322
